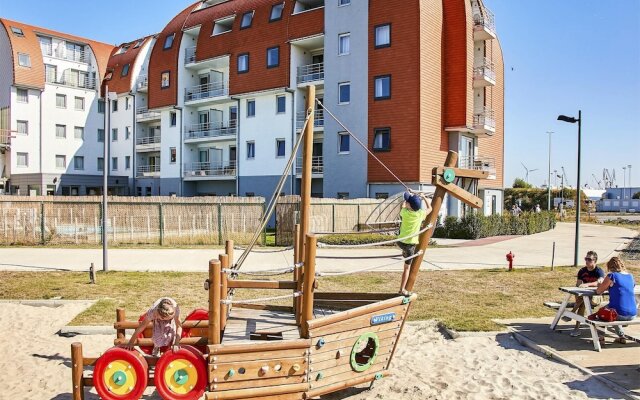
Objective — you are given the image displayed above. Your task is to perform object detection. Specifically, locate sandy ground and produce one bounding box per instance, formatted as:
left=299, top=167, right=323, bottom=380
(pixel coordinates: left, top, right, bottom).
left=0, top=303, right=624, bottom=400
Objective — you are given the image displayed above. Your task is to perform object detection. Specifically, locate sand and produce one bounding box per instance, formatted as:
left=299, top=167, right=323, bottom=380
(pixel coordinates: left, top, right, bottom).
left=0, top=304, right=624, bottom=400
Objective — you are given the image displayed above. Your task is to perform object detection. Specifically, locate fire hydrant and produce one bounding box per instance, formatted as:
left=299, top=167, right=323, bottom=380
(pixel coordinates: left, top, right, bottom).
left=506, top=251, right=515, bottom=271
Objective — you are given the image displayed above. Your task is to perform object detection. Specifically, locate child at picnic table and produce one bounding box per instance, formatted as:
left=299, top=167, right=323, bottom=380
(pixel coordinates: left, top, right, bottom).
left=398, top=191, right=430, bottom=296
left=126, top=297, right=182, bottom=356
left=564, top=251, right=605, bottom=337
left=595, top=257, right=637, bottom=344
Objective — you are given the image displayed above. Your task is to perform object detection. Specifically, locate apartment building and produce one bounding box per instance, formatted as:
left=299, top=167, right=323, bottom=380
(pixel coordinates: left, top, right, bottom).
left=0, top=19, right=120, bottom=195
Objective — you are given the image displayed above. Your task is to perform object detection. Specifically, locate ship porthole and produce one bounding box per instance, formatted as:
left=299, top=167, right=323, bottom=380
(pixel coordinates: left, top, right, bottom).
left=350, top=333, right=380, bottom=372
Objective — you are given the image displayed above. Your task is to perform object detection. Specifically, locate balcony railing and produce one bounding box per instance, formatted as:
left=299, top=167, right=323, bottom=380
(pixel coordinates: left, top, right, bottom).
left=136, top=107, right=161, bottom=121
left=183, top=161, right=237, bottom=178
left=473, top=107, right=496, bottom=132
left=297, top=62, right=324, bottom=84
left=45, top=70, right=96, bottom=90
left=296, top=156, right=324, bottom=174
left=136, top=74, right=148, bottom=92
left=137, top=164, right=160, bottom=176
left=184, top=121, right=237, bottom=141
left=459, top=155, right=496, bottom=176
left=473, top=5, right=496, bottom=36
left=40, top=43, right=89, bottom=63
left=296, top=109, right=324, bottom=130
left=185, top=47, right=197, bottom=65
left=185, top=81, right=229, bottom=102
left=473, top=57, right=496, bottom=83
left=136, top=135, right=161, bottom=146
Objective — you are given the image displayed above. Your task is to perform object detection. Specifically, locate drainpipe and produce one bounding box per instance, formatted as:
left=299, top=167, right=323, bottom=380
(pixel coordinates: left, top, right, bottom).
left=174, top=106, right=183, bottom=196
left=285, top=88, right=296, bottom=195
left=130, top=91, right=136, bottom=195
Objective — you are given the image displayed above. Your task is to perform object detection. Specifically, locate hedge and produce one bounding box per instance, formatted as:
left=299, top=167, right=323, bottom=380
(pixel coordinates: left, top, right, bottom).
left=504, top=188, right=587, bottom=212
left=319, top=233, right=437, bottom=247
left=433, top=211, right=556, bottom=240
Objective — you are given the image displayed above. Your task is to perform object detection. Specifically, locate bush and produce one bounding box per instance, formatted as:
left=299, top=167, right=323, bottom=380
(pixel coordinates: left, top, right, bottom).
left=433, top=211, right=556, bottom=240
left=319, top=232, right=437, bottom=247
left=504, top=188, right=589, bottom=212
left=513, top=178, right=533, bottom=189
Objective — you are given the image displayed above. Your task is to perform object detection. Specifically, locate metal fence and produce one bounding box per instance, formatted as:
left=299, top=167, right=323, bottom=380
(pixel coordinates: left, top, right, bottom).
left=0, top=196, right=265, bottom=246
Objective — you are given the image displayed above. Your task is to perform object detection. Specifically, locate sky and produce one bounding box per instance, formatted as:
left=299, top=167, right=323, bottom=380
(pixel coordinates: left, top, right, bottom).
left=0, top=0, right=638, bottom=189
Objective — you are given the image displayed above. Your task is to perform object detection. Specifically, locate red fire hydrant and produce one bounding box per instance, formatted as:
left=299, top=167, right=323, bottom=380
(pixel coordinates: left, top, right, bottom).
left=506, top=251, right=515, bottom=271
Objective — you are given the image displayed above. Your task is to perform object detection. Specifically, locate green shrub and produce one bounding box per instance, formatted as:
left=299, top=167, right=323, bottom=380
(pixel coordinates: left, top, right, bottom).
left=433, top=211, right=556, bottom=239
left=319, top=232, right=438, bottom=247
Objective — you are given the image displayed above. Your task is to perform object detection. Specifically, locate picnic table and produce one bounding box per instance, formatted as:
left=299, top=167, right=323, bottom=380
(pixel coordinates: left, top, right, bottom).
left=548, top=286, right=640, bottom=352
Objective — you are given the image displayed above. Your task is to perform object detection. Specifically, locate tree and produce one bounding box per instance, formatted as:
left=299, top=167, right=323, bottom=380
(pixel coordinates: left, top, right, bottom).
left=633, top=191, right=640, bottom=199
left=513, top=178, right=533, bottom=189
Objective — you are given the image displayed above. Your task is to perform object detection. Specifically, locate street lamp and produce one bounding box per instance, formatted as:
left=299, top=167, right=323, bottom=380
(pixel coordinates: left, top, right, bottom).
left=623, top=166, right=627, bottom=199
left=557, top=111, right=582, bottom=268
left=546, top=131, right=554, bottom=210
left=629, top=165, right=633, bottom=198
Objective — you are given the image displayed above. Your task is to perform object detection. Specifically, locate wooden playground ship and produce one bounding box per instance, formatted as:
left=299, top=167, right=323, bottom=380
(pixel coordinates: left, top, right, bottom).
left=70, top=86, right=488, bottom=400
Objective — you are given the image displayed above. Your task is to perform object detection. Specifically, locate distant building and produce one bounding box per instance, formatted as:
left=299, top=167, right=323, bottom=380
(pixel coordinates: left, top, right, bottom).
left=597, top=187, right=640, bottom=212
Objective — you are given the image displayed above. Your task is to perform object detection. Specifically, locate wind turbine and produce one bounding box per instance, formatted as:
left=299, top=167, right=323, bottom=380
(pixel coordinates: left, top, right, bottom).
left=521, top=162, right=539, bottom=185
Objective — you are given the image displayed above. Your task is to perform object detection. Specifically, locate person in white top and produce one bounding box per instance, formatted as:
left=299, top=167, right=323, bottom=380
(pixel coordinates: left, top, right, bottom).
left=126, top=297, right=182, bottom=356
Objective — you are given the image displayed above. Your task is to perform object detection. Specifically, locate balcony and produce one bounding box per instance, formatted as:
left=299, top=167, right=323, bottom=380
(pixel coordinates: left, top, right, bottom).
left=459, top=155, right=496, bottom=179
left=472, top=107, right=496, bottom=135
left=46, top=70, right=96, bottom=90
left=473, top=58, right=496, bottom=87
left=296, top=109, right=324, bottom=131
left=184, top=81, right=229, bottom=105
left=296, top=156, right=323, bottom=176
left=184, top=121, right=237, bottom=143
left=136, top=107, right=161, bottom=122
left=183, top=161, right=237, bottom=180
left=40, top=43, right=89, bottom=63
left=297, top=62, right=324, bottom=86
left=136, top=135, right=161, bottom=152
left=473, top=5, right=496, bottom=41
left=137, top=164, right=160, bottom=177
left=136, top=74, right=148, bottom=92
left=185, top=47, right=197, bottom=65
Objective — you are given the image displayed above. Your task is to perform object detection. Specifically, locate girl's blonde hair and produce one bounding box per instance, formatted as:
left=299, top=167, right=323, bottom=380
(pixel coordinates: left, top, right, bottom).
left=606, top=257, right=625, bottom=273
left=157, top=299, right=175, bottom=318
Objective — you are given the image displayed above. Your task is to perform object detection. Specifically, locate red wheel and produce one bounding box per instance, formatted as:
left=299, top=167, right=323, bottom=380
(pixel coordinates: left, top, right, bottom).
left=136, top=313, right=153, bottom=355
left=94, top=347, right=148, bottom=400
left=181, top=309, right=209, bottom=353
left=155, top=345, right=207, bottom=400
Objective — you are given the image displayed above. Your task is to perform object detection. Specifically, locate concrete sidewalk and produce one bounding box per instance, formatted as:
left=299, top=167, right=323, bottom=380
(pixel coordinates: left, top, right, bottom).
left=0, top=223, right=635, bottom=273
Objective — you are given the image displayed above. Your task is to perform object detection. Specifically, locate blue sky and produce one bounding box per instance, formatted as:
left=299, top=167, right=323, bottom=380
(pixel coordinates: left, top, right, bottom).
left=1, top=0, right=638, bottom=189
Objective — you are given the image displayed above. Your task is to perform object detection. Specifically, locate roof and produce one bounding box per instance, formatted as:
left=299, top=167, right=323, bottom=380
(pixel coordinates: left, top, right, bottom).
left=105, top=35, right=155, bottom=94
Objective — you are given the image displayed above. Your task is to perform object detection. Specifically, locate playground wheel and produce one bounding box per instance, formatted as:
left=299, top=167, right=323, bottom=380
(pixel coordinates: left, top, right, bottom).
left=155, top=345, right=207, bottom=400
left=181, top=309, right=209, bottom=354
left=94, top=347, right=148, bottom=400
left=136, top=313, right=154, bottom=355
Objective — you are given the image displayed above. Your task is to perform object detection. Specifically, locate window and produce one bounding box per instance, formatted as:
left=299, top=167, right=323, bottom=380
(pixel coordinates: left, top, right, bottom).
left=74, top=156, right=84, bottom=170
left=161, top=71, right=170, bottom=88
left=246, top=141, right=255, bottom=159
left=338, top=33, right=350, bottom=55
left=294, top=0, right=324, bottom=13
left=112, top=128, right=118, bottom=141
left=121, top=63, right=130, bottom=77
left=98, top=129, right=105, bottom=142
left=245, top=192, right=255, bottom=197
left=270, top=3, right=284, bottom=21
left=74, top=96, right=85, bottom=110
left=338, top=82, right=350, bottom=104
left=375, top=24, right=391, bottom=48
left=125, top=97, right=130, bottom=110
left=125, top=156, right=131, bottom=170
left=276, top=95, right=286, bottom=114
left=45, top=64, right=57, bottom=82
left=105, top=71, right=113, bottom=81
left=339, top=0, right=350, bottom=5
left=56, top=155, right=66, bottom=169
left=170, top=147, right=177, bottom=163
left=373, top=128, right=391, bottom=151
left=276, top=139, right=285, bottom=157
left=267, top=46, right=280, bottom=68
left=74, top=126, right=84, bottom=139
left=18, top=53, right=30, bottom=67
left=375, top=192, right=389, bottom=200
left=164, top=33, right=175, bottom=49
left=16, top=152, right=29, bottom=167
left=247, top=99, right=256, bottom=117
left=56, top=124, right=66, bottom=138
left=213, top=16, right=235, bottom=35
left=240, top=11, right=254, bottom=29
left=125, top=126, right=131, bottom=140
left=237, top=53, right=249, bottom=73
left=111, top=99, right=118, bottom=112
left=338, top=132, right=350, bottom=153
left=117, top=44, right=130, bottom=54
left=112, top=157, right=118, bottom=171
left=170, top=112, right=177, bottom=126
left=17, top=120, right=28, bottom=135
left=337, top=192, right=349, bottom=200
left=97, top=157, right=104, bottom=171
left=11, top=27, right=24, bottom=37
left=56, top=94, right=66, bottom=108
left=17, top=88, right=28, bottom=103
left=98, top=99, right=105, bottom=113
left=374, top=75, right=391, bottom=100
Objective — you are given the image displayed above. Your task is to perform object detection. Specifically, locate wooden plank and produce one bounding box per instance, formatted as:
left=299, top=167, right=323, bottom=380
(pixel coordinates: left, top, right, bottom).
left=310, top=345, right=394, bottom=371
left=309, top=304, right=407, bottom=338
left=308, top=363, right=387, bottom=392
left=115, top=319, right=208, bottom=330
left=210, top=348, right=308, bottom=364
left=204, top=382, right=308, bottom=399
left=314, top=300, right=378, bottom=310
left=314, top=322, right=400, bottom=347
left=433, top=166, right=489, bottom=180
left=209, top=338, right=311, bottom=355
left=71, top=343, right=84, bottom=400
left=310, top=356, right=389, bottom=381
left=210, top=357, right=307, bottom=382
left=211, top=375, right=306, bottom=391
left=209, top=393, right=304, bottom=400
left=301, top=234, right=317, bottom=338
left=310, top=329, right=398, bottom=359
left=227, top=280, right=297, bottom=290
left=210, top=259, right=222, bottom=345
left=234, top=303, right=294, bottom=313
left=314, top=292, right=399, bottom=301
left=306, top=370, right=390, bottom=398
left=433, top=175, right=483, bottom=208
left=114, top=336, right=207, bottom=346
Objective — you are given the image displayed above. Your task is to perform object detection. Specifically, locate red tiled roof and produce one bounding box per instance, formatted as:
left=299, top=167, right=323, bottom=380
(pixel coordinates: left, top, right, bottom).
left=105, top=35, right=155, bottom=94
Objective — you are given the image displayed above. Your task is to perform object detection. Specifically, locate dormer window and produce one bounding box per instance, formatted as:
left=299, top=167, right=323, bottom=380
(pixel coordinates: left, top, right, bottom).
left=240, top=11, right=254, bottom=29
left=11, top=27, right=24, bottom=37
left=164, top=33, right=175, bottom=50
left=105, top=70, right=113, bottom=81
left=117, top=44, right=130, bottom=54
left=212, top=15, right=235, bottom=35
left=133, top=39, right=143, bottom=48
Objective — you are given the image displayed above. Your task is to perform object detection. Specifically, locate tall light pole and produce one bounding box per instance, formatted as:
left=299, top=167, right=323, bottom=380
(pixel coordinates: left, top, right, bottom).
left=629, top=164, right=633, bottom=197
left=623, top=166, right=627, bottom=199
left=546, top=131, right=554, bottom=210
left=558, top=111, right=581, bottom=268
left=103, top=85, right=111, bottom=272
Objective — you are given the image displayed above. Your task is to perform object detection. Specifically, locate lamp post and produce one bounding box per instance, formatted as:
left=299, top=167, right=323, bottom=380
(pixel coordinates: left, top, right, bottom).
left=546, top=131, right=554, bottom=210
left=102, top=85, right=112, bottom=272
left=623, top=166, right=627, bottom=199
left=629, top=164, right=633, bottom=198
left=557, top=111, right=582, bottom=268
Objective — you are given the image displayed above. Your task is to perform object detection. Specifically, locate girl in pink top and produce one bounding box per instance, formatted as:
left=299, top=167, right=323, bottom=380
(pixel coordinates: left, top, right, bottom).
left=126, top=298, right=182, bottom=356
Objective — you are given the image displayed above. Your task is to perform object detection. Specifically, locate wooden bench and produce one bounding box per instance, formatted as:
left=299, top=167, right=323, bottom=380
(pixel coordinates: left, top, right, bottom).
left=583, top=318, right=640, bottom=344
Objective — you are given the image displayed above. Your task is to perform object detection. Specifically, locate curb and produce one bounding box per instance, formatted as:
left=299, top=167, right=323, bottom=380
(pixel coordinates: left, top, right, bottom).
left=0, top=299, right=95, bottom=307
left=508, top=328, right=638, bottom=400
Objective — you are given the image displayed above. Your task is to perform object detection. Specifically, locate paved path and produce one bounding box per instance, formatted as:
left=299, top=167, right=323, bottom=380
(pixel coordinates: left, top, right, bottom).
left=0, top=223, right=635, bottom=273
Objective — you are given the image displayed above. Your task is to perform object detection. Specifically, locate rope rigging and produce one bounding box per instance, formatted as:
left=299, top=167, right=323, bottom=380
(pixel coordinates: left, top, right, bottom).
left=317, top=223, right=432, bottom=248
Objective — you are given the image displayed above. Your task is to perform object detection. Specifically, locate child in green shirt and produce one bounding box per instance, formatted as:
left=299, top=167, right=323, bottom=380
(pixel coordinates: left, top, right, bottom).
left=398, top=192, right=428, bottom=295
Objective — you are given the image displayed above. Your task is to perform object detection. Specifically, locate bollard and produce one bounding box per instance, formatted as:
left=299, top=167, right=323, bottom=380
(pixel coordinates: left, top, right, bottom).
left=506, top=251, right=515, bottom=271
left=89, top=263, right=96, bottom=284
